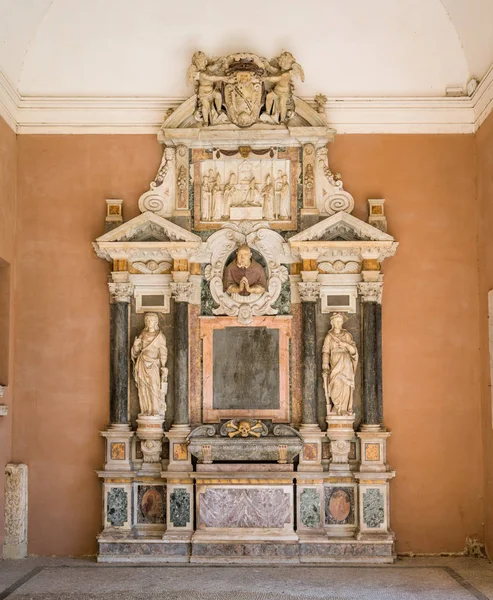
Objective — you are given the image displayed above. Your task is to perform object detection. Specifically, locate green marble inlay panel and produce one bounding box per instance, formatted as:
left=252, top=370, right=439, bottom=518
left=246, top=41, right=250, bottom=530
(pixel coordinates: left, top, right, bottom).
left=300, top=488, right=320, bottom=528
left=107, top=488, right=128, bottom=527
left=170, top=488, right=190, bottom=527
left=363, top=488, right=385, bottom=528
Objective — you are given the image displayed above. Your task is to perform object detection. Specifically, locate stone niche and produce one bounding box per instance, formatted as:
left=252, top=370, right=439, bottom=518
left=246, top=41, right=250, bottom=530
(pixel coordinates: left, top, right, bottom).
left=93, top=49, right=398, bottom=564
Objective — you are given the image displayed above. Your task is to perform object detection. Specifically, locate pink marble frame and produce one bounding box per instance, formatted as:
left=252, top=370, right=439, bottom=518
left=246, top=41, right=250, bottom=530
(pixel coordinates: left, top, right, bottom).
left=200, top=316, right=292, bottom=423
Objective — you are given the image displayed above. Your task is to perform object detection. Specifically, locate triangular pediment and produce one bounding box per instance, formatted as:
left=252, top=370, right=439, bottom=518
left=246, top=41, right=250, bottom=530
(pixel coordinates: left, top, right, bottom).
left=289, top=212, right=394, bottom=244
left=95, top=212, right=202, bottom=244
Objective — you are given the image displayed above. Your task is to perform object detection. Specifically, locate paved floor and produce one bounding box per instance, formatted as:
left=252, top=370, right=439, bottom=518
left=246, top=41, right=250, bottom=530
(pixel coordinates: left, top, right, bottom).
left=0, top=557, right=492, bottom=600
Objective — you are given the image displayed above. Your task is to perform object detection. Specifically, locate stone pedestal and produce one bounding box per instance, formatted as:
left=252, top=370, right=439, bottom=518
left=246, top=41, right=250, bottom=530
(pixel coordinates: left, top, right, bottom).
left=163, top=475, right=194, bottom=546
left=296, top=475, right=325, bottom=537
left=326, top=414, right=356, bottom=475
left=354, top=471, right=395, bottom=543
left=165, top=425, right=192, bottom=471
left=101, top=427, right=134, bottom=471
left=358, top=430, right=391, bottom=473
left=136, top=415, right=165, bottom=472
left=298, top=425, right=325, bottom=471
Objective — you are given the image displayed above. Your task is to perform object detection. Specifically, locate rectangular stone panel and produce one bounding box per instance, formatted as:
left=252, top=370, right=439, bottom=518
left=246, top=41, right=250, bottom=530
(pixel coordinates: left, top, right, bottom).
left=212, top=327, right=280, bottom=411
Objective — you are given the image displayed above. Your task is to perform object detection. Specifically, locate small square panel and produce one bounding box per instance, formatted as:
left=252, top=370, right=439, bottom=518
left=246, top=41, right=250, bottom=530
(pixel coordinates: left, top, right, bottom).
left=110, top=442, right=125, bottom=461
left=303, top=443, right=318, bottom=461
left=173, top=443, right=188, bottom=461
left=365, top=443, right=380, bottom=462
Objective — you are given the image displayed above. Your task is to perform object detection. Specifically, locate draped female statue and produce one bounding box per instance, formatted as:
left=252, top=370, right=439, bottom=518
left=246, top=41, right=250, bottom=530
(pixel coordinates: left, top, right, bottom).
left=322, top=313, right=358, bottom=416
left=131, top=313, right=168, bottom=417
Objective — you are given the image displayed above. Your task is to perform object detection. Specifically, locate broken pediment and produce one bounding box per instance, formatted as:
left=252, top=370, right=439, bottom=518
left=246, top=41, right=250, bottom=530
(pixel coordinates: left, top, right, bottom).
left=93, top=211, right=202, bottom=263
left=288, top=211, right=398, bottom=266
left=289, top=212, right=394, bottom=244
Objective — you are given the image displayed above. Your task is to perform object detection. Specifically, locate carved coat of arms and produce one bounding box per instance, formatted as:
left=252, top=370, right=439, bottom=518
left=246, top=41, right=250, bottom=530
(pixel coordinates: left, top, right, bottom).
left=223, top=66, right=263, bottom=128
left=187, top=51, right=304, bottom=128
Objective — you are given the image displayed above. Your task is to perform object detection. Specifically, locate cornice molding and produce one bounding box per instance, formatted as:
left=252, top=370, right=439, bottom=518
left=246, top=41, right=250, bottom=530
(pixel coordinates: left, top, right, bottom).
left=1, top=66, right=492, bottom=135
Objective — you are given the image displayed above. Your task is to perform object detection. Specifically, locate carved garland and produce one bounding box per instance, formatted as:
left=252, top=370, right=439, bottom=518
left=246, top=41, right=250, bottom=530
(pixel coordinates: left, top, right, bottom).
left=204, top=222, right=288, bottom=324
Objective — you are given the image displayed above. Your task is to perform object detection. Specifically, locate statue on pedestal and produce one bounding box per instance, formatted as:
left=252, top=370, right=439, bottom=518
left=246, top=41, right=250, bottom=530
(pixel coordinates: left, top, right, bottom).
left=322, top=313, right=358, bottom=416
left=131, top=313, right=168, bottom=417
left=223, top=244, right=267, bottom=297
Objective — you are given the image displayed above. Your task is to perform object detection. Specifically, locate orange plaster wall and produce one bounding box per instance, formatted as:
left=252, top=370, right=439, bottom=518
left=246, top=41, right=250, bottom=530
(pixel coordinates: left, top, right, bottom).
left=14, top=135, right=162, bottom=555
left=329, top=135, right=483, bottom=554
left=0, top=115, right=17, bottom=555
left=476, top=111, right=493, bottom=557
left=12, top=132, right=483, bottom=555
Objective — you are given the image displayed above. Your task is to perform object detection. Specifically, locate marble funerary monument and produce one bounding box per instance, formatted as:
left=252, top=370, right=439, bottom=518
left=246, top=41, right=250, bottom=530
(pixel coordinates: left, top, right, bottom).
left=93, top=51, right=398, bottom=563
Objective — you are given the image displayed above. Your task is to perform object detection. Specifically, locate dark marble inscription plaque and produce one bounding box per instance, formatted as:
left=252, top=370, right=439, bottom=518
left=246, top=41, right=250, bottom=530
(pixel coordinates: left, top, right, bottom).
left=213, top=327, right=280, bottom=410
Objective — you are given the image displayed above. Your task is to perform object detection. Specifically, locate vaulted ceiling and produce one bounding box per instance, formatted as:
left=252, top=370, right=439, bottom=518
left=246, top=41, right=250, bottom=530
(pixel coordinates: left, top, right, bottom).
left=1, top=0, right=492, bottom=132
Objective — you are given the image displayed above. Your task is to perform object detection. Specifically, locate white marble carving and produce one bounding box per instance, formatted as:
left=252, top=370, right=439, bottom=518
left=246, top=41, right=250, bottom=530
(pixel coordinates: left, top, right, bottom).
left=297, top=282, right=321, bottom=302
left=187, top=51, right=304, bottom=128
left=358, top=282, right=383, bottom=304
left=204, top=222, right=288, bottom=324
left=138, top=147, right=175, bottom=218
left=322, top=313, right=358, bottom=416
left=315, top=147, right=354, bottom=215
left=108, top=282, right=134, bottom=303
left=4, top=464, right=28, bottom=559
left=199, top=488, right=291, bottom=528
left=131, top=313, right=168, bottom=418
left=132, top=260, right=172, bottom=274
left=199, top=159, right=291, bottom=222
left=170, top=282, right=194, bottom=303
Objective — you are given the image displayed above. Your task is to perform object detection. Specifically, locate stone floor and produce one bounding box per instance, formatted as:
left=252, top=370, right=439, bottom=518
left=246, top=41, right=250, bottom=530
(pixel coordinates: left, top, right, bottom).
left=0, top=557, right=493, bottom=600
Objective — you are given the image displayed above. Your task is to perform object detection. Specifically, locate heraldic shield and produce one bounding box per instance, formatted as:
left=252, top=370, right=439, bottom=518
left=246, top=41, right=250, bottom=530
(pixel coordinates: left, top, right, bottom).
left=224, top=69, right=264, bottom=128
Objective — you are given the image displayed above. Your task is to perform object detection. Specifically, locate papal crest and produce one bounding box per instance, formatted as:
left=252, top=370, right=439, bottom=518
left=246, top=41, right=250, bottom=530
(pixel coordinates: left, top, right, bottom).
left=224, top=68, right=263, bottom=128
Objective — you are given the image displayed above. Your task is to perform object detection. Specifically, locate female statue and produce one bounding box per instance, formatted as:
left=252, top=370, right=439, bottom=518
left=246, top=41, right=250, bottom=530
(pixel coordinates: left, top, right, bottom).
left=322, top=313, right=358, bottom=416
left=131, top=313, right=168, bottom=417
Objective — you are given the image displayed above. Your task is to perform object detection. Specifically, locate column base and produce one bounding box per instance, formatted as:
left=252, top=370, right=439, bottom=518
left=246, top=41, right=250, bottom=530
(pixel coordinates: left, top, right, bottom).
left=165, top=425, right=192, bottom=471
left=101, top=429, right=135, bottom=471
left=357, top=430, right=391, bottom=473
left=298, top=424, right=325, bottom=471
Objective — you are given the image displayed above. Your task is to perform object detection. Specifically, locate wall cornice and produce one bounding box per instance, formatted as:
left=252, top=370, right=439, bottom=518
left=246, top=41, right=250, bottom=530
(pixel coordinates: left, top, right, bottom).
left=1, top=67, right=492, bottom=136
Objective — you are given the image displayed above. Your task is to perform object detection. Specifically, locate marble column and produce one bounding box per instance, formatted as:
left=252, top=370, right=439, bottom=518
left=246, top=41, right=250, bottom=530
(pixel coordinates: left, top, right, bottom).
left=297, top=281, right=324, bottom=471
left=166, top=282, right=194, bottom=471
left=358, top=282, right=383, bottom=430
left=108, top=282, right=134, bottom=428
left=174, top=299, right=189, bottom=426
left=301, top=300, right=318, bottom=425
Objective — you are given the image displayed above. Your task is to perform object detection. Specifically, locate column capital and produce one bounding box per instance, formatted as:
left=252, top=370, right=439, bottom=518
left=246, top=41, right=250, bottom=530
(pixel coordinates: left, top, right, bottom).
left=170, top=282, right=194, bottom=303
left=108, top=282, right=134, bottom=303
left=298, top=282, right=321, bottom=302
left=357, top=282, right=383, bottom=304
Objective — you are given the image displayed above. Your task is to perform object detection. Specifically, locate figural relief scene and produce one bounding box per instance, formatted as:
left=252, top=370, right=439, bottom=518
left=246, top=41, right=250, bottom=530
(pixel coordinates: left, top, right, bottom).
left=92, top=50, right=398, bottom=564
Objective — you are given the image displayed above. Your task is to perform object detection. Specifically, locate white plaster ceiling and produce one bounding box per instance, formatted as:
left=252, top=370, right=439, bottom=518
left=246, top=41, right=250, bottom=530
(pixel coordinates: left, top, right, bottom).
left=1, top=0, right=493, bottom=99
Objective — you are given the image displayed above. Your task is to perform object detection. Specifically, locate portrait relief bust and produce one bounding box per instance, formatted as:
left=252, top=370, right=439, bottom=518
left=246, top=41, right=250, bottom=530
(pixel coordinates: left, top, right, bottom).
left=223, top=244, right=267, bottom=297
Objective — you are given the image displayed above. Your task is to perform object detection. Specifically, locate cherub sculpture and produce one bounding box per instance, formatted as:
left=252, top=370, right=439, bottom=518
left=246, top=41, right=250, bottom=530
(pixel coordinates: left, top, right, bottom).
left=187, top=51, right=231, bottom=126
left=264, top=52, right=305, bottom=123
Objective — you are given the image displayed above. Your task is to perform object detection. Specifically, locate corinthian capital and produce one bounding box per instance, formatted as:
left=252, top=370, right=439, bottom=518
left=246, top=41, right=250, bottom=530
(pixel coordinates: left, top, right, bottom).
left=297, top=282, right=321, bottom=302
left=108, top=282, right=134, bottom=303
left=357, top=282, right=383, bottom=304
left=170, top=282, right=194, bottom=303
